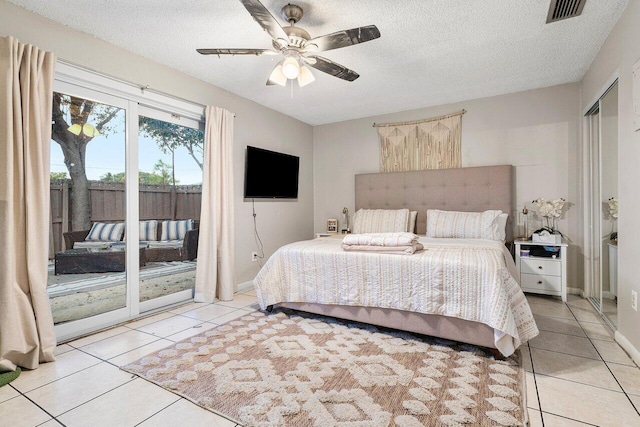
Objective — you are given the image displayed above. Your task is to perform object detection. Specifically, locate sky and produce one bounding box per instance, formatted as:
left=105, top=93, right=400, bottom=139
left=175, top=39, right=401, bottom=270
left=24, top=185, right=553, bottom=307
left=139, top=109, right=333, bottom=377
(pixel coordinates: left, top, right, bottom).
left=50, top=112, right=203, bottom=185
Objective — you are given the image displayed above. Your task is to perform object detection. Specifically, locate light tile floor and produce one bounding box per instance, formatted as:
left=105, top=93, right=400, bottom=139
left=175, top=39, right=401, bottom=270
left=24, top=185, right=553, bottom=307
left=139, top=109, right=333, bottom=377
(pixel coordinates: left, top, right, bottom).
left=1, top=291, right=639, bottom=426
left=526, top=294, right=640, bottom=426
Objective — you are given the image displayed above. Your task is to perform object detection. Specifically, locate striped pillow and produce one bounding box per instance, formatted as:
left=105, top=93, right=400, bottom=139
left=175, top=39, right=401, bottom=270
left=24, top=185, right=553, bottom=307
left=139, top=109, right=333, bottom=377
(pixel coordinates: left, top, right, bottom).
left=85, top=222, right=125, bottom=242
left=161, top=219, right=194, bottom=241
left=139, top=220, right=158, bottom=242
left=352, top=209, right=410, bottom=234
left=426, top=209, right=503, bottom=240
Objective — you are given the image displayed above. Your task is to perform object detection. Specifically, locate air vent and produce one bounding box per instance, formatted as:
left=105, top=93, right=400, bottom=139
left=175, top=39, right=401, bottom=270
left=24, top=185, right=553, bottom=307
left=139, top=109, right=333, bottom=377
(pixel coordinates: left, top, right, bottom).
left=546, top=0, right=587, bottom=23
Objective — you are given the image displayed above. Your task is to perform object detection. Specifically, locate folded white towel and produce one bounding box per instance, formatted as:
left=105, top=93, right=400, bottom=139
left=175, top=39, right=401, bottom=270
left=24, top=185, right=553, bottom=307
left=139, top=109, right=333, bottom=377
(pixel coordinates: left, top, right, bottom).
left=342, top=242, right=424, bottom=255
left=342, top=232, right=418, bottom=247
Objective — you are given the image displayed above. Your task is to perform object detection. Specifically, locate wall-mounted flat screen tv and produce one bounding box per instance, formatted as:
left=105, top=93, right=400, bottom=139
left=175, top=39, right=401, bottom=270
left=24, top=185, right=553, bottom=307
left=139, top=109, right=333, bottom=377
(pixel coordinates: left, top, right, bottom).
left=244, top=146, right=299, bottom=199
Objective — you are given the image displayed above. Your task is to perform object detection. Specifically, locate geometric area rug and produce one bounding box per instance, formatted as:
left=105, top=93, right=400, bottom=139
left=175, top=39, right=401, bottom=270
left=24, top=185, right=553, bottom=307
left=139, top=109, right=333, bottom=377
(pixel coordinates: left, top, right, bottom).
left=123, top=308, right=526, bottom=426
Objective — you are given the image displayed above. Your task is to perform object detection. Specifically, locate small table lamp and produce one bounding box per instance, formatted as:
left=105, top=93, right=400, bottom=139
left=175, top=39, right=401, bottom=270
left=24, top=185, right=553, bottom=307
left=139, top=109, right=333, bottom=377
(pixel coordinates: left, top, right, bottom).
left=342, top=207, right=350, bottom=233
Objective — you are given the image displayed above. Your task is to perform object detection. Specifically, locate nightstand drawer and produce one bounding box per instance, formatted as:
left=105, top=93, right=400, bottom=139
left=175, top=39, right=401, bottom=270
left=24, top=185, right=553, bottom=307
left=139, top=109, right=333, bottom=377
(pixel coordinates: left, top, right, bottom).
left=521, top=258, right=561, bottom=276
left=521, top=273, right=562, bottom=293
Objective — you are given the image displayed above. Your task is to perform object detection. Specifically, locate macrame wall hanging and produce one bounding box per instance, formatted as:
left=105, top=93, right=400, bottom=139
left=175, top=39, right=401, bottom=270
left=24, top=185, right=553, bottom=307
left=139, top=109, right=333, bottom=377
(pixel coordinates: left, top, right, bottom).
left=374, top=110, right=465, bottom=172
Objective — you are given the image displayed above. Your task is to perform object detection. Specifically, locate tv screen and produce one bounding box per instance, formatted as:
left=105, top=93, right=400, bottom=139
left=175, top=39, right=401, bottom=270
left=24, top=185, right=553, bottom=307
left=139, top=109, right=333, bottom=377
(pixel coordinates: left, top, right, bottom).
left=244, top=146, right=300, bottom=199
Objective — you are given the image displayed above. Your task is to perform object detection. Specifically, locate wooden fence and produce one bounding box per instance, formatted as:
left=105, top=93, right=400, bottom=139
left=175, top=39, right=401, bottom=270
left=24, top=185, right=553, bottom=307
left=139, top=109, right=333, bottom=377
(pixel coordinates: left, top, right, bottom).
left=50, top=180, right=202, bottom=257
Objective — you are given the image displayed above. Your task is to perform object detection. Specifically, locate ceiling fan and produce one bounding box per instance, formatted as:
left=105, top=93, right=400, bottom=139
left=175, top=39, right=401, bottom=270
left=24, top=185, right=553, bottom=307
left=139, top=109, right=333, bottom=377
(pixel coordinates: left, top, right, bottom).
left=197, top=0, right=381, bottom=87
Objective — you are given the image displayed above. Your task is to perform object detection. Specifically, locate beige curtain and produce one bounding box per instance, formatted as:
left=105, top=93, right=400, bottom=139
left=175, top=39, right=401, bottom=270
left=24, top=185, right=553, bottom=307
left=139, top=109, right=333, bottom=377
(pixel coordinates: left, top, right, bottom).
left=376, top=110, right=464, bottom=172
left=0, top=36, right=57, bottom=371
left=194, top=107, right=235, bottom=303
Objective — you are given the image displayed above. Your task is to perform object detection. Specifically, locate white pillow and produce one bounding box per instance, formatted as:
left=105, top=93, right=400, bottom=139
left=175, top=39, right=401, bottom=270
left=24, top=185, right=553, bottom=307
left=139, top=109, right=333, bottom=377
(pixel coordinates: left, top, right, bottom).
left=85, top=222, right=125, bottom=242
left=408, top=211, right=418, bottom=233
left=161, top=219, right=194, bottom=241
left=352, top=209, right=410, bottom=234
left=426, top=209, right=503, bottom=240
left=496, top=213, right=508, bottom=242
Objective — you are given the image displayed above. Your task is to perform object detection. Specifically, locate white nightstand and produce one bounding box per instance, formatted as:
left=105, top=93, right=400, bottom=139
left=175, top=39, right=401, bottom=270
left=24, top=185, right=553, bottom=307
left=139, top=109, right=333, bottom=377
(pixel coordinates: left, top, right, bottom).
left=514, top=239, right=568, bottom=302
left=315, top=233, right=344, bottom=239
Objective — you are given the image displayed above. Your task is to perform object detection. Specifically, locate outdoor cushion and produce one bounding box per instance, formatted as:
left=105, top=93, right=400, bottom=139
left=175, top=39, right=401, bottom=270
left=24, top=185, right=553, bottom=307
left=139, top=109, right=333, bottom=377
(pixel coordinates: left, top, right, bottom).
left=139, top=220, right=158, bottom=241
left=161, top=219, right=193, bottom=241
left=85, top=222, right=125, bottom=242
left=147, top=240, right=183, bottom=249
left=74, top=241, right=113, bottom=249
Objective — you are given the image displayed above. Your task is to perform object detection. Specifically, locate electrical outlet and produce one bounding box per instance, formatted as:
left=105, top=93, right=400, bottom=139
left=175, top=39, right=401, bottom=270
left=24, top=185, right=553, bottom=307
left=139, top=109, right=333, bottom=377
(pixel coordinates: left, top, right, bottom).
left=251, top=252, right=258, bottom=262
left=632, top=290, right=638, bottom=311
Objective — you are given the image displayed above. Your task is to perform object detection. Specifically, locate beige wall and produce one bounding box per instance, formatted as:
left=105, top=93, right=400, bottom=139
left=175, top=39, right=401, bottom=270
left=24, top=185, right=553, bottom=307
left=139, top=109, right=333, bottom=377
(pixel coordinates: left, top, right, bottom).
left=581, top=0, right=640, bottom=354
left=313, top=83, right=582, bottom=289
left=0, top=0, right=314, bottom=286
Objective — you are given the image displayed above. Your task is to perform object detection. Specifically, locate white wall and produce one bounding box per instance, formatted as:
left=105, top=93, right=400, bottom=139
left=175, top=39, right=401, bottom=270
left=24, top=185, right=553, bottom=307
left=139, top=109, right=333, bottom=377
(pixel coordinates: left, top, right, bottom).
left=314, top=83, right=582, bottom=289
left=0, top=0, right=314, bottom=286
left=581, top=0, right=640, bottom=356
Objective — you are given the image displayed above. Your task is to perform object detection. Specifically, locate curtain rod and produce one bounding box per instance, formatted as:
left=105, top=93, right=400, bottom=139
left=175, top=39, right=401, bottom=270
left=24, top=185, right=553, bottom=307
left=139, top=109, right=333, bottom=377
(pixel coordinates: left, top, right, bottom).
left=372, top=109, right=466, bottom=128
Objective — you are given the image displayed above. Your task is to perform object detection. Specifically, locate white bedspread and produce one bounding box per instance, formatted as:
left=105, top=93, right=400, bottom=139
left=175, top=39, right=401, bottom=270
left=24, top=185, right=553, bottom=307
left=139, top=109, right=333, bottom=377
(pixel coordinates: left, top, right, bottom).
left=253, top=237, right=538, bottom=356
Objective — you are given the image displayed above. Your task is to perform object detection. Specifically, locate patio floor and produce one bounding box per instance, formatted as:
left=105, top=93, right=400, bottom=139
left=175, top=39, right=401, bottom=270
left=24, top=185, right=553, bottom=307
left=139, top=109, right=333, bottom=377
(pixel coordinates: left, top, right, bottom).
left=47, top=261, right=196, bottom=324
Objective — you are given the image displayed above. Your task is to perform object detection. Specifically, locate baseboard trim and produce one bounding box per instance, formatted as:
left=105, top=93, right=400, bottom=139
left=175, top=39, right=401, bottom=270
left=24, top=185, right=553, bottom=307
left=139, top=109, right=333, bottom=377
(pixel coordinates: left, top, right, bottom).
left=615, top=330, right=640, bottom=366
left=601, top=291, right=616, bottom=299
left=236, top=280, right=254, bottom=294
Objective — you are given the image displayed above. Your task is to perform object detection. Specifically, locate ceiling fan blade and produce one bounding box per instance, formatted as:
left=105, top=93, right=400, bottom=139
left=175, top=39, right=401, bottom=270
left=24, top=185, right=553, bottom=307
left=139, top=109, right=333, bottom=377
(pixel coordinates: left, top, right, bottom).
left=239, top=0, right=289, bottom=47
left=305, top=56, right=359, bottom=82
left=305, top=25, right=380, bottom=52
left=197, top=48, right=277, bottom=56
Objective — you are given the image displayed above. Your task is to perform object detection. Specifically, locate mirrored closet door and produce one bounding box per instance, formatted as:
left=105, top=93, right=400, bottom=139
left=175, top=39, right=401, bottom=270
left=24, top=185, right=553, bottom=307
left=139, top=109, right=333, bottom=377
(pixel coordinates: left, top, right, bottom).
left=585, top=80, right=618, bottom=328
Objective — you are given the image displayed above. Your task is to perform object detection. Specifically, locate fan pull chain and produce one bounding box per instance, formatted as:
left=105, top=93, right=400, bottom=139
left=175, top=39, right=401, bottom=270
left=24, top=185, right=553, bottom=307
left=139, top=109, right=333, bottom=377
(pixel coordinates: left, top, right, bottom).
left=290, top=79, right=294, bottom=100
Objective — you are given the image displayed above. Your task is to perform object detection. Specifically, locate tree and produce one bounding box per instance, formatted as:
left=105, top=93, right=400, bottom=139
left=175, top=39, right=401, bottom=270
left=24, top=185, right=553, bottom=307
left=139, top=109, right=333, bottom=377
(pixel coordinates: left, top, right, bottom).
left=139, top=118, right=200, bottom=219
left=139, top=117, right=204, bottom=171
left=153, top=159, right=179, bottom=185
left=99, top=172, right=125, bottom=183
left=50, top=171, right=68, bottom=180
left=51, top=93, right=121, bottom=230
left=99, top=163, right=179, bottom=185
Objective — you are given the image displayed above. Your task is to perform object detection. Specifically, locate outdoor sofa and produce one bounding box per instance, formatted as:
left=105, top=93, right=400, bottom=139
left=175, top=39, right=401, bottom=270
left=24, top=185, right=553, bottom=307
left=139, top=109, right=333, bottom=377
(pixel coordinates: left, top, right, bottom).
left=63, top=219, right=199, bottom=262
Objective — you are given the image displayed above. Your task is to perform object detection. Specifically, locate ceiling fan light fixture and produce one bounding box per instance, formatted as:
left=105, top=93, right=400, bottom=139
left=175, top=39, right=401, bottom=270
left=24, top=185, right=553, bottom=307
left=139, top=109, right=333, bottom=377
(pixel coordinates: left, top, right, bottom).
left=67, top=123, right=101, bottom=137
left=268, top=63, right=287, bottom=86
left=82, top=124, right=100, bottom=137
left=297, top=65, right=315, bottom=87
left=302, top=43, right=318, bottom=53
left=282, top=56, right=300, bottom=79
left=67, top=123, right=82, bottom=136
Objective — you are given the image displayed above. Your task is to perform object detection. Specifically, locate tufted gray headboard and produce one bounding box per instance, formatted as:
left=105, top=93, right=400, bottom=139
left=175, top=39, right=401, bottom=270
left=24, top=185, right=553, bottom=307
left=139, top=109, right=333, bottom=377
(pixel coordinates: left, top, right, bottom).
left=355, top=165, right=515, bottom=241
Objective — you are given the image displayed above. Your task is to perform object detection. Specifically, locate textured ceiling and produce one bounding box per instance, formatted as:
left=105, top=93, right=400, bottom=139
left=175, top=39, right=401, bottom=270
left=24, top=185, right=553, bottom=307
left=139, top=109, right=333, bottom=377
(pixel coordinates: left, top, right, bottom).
left=8, top=0, right=628, bottom=125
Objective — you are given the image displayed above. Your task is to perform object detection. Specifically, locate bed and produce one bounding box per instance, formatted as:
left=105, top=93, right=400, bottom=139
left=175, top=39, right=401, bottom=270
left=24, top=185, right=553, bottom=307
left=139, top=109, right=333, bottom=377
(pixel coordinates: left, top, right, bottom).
left=253, top=165, right=538, bottom=357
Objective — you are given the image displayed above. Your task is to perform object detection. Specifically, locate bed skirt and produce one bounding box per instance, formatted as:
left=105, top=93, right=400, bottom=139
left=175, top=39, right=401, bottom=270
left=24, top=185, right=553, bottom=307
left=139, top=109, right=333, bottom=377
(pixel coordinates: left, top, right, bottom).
left=279, top=302, right=497, bottom=351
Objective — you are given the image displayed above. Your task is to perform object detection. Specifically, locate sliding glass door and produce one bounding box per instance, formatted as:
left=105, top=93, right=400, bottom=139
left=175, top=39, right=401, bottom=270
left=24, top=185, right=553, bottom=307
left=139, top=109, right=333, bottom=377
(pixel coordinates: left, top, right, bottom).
left=49, top=83, right=132, bottom=340
left=48, top=64, right=205, bottom=341
left=137, top=107, right=203, bottom=311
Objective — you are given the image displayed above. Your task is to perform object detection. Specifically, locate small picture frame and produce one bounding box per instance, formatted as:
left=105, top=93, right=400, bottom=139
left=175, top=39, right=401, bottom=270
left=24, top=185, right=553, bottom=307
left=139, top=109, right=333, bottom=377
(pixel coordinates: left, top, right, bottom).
left=326, top=219, right=338, bottom=233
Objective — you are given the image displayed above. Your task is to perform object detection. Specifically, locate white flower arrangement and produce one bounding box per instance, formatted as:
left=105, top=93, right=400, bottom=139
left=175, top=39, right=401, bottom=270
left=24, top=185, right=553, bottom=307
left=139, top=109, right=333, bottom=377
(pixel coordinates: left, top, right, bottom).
left=608, top=197, right=618, bottom=219
left=533, top=198, right=565, bottom=219
left=532, top=197, right=566, bottom=235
